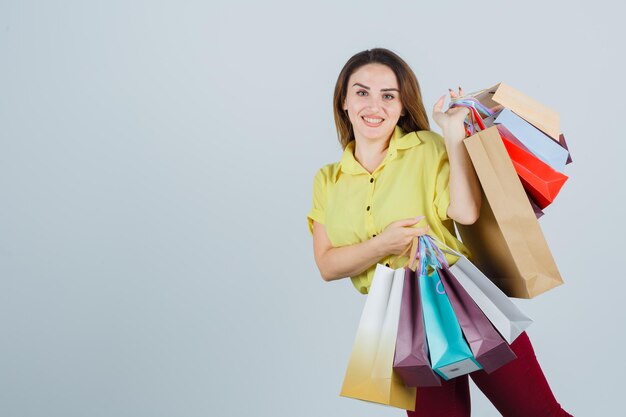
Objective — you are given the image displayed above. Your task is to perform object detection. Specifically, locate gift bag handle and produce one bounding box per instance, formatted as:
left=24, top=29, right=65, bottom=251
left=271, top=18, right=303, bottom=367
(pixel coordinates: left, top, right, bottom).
left=388, top=216, right=427, bottom=270
left=389, top=233, right=464, bottom=270
left=389, top=236, right=420, bottom=270
left=422, top=236, right=449, bottom=268
left=427, top=235, right=465, bottom=260
left=450, top=101, right=486, bottom=136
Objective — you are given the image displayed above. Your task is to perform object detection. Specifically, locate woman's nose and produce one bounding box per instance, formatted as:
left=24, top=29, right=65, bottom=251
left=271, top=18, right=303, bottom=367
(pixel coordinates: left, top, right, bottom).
left=366, top=96, right=382, bottom=112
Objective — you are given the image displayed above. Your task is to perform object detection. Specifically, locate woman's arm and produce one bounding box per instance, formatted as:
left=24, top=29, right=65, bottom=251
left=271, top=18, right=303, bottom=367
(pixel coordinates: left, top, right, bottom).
left=311, top=221, right=385, bottom=281
left=311, top=217, right=428, bottom=281
left=443, top=128, right=481, bottom=225
left=432, top=90, right=481, bottom=225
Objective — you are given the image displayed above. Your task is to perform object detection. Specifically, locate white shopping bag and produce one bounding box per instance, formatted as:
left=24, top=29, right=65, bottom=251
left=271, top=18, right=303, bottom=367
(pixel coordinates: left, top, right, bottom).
left=448, top=255, right=533, bottom=343
left=428, top=236, right=533, bottom=343
left=372, top=268, right=406, bottom=379
left=340, top=264, right=416, bottom=411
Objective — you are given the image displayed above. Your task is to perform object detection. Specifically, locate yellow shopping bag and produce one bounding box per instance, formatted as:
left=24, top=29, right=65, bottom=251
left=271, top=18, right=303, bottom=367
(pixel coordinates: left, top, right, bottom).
left=340, top=263, right=416, bottom=411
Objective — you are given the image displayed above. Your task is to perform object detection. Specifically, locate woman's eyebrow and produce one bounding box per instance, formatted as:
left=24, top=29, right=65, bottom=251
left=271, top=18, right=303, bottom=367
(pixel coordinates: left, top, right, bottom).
left=352, top=83, right=399, bottom=93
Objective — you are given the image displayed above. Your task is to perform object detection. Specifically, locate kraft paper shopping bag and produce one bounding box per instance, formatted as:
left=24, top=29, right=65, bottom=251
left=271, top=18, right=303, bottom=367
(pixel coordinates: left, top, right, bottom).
left=471, top=82, right=561, bottom=141
left=457, top=126, right=564, bottom=298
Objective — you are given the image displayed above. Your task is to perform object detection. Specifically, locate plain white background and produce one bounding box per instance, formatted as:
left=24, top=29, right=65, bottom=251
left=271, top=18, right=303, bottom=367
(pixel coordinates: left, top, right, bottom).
left=1, top=0, right=625, bottom=416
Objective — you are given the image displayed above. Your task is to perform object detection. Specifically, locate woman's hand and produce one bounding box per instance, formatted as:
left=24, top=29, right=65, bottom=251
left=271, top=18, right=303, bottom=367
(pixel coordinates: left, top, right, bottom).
left=375, top=216, right=429, bottom=256
left=432, top=86, right=469, bottom=142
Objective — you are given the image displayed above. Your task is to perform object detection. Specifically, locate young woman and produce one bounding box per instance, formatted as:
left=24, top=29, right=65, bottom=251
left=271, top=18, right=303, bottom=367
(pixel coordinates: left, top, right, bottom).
left=307, top=48, right=571, bottom=417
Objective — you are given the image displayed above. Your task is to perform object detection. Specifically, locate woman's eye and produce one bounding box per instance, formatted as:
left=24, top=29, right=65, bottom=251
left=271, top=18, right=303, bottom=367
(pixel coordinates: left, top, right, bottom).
left=356, top=90, right=367, bottom=96
left=383, top=94, right=395, bottom=100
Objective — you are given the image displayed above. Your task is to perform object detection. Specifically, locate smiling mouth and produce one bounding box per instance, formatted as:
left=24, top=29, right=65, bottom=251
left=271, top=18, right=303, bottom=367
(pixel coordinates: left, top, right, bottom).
left=362, top=116, right=384, bottom=126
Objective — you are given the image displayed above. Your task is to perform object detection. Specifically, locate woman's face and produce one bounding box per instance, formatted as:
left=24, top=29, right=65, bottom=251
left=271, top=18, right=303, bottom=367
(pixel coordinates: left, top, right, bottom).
left=343, top=63, right=404, bottom=144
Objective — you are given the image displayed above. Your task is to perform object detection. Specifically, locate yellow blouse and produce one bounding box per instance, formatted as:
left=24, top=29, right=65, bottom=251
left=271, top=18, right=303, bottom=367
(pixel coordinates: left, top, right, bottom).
left=307, top=125, right=471, bottom=294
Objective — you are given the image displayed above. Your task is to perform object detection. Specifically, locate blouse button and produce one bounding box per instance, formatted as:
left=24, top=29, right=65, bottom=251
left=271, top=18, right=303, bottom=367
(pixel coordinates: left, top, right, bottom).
left=370, top=178, right=374, bottom=183
left=366, top=206, right=370, bottom=211
left=385, top=263, right=390, bottom=267
left=372, top=234, right=376, bottom=237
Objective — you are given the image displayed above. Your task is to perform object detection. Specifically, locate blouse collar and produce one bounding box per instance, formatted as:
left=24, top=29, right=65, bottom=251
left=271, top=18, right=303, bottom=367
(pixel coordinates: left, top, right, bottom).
left=334, top=125, right=423, bottom=182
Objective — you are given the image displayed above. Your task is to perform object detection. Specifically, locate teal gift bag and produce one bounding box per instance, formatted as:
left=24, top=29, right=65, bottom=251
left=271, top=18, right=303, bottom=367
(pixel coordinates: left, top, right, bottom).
left=418, top=236, right=482, bottom=380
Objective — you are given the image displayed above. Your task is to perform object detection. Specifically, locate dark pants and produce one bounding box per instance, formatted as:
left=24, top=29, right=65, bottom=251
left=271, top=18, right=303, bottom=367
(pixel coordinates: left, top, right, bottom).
left=407, top=332, right=572, bottom=417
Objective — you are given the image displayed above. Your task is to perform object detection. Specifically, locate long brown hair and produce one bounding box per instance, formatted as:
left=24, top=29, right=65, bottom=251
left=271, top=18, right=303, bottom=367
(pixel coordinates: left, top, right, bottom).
left=333, top=48, right=430, bottom=149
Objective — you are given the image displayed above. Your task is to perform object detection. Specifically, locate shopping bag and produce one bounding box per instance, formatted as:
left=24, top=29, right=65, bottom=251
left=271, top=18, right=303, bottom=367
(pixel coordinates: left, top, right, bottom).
left=450, top=256, right=534, bottom=343
left=423, top=238, right=517, bottom=373
left=418, top=237, right=482, bottom=380
left=469, top=82, right=561, bottom=141
left=476, top=112, right=566, bottom=209
left=393, top=241, right=443, bottom=387
left=428, top=236, right=533, bottom=344
left=527, top=190, right=545, bottom=219
left=494, top=108, right=569, bottom=173
left=438, top=267, right=517, bottom=372
left=500, top=130, right=569, bottom=209
left=459, top=83, right=572, bottom=165
left=340, top=264, right=417, bottom=410
left=457, top=126, right=564, bottom=298
left=559, top=133, right=573, bottom=164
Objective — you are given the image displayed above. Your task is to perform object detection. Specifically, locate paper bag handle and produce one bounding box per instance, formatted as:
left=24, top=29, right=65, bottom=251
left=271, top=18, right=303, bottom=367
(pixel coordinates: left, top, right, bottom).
left=428, top=235, right=465, bottom=260
left=389, top=237, right=420, bottom=270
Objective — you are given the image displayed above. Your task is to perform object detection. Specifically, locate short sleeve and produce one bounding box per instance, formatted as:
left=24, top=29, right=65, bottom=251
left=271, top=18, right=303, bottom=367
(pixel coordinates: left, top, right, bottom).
left=433, top=146, right=451, bottom=221
left=307, top=168, right=328, bottom=235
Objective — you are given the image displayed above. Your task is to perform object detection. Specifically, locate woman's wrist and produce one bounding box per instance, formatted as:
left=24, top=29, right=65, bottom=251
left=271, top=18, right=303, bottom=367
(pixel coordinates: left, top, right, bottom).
left=368, top=235, right=387, bottom=259
left=442, top=127, right=466, bottom=143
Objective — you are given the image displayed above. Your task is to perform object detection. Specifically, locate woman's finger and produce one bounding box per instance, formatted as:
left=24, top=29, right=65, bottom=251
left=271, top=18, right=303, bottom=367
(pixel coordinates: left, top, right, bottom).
left=448, top=88, right=458, bottom=99
left=458, top=86, right=465, bottom=96
left=455, top=106, right=469, bottom=117
left=432, top=95, right=445, bottom=114
left=411, top=225, right=429, bottom=236
left=394, top=216, right=425, bottom=227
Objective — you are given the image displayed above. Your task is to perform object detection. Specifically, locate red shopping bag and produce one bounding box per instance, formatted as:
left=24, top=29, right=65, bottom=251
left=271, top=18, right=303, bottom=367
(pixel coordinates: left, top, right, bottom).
left=497, top=125, right=568, bottom=209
